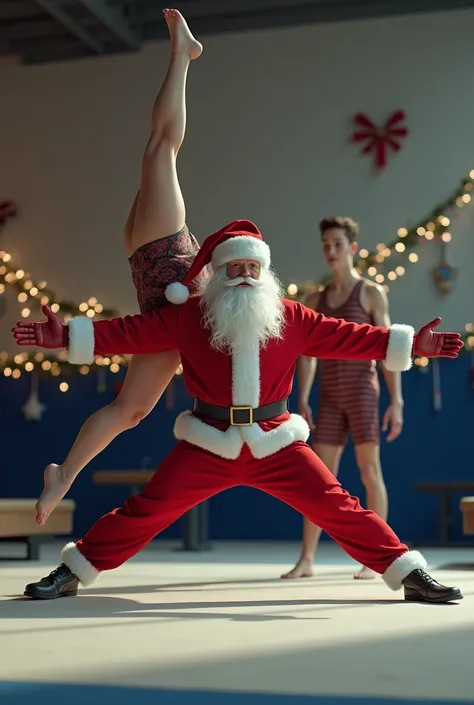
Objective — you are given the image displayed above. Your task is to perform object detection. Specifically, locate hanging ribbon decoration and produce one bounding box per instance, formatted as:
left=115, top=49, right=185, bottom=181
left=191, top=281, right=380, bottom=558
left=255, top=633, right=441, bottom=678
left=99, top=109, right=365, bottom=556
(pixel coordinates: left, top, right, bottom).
left=0, top=200, right=17, bottom=226
left=432, top=358, right=442, bottom=412
left=352, top=110, right=409, bottom=169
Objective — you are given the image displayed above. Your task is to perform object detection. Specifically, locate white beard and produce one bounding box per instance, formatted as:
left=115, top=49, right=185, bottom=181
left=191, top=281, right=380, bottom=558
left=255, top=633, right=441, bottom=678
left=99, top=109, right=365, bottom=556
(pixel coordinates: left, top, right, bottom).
left=200, top=268, right=285, bottom=354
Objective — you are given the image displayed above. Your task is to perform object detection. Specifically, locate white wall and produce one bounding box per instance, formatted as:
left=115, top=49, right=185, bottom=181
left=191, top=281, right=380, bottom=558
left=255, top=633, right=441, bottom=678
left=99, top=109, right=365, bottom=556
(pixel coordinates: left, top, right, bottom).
left=1, top=7, right=474, bottom=352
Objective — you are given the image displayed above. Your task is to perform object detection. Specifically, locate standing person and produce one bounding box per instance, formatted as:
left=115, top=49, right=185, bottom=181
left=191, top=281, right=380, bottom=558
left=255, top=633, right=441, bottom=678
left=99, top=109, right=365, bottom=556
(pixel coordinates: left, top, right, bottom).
left=13, top=219, right=463, bottom=604
left=35, top=9, right=209, bottom=526
left=282, top=217, right=404, bottom=581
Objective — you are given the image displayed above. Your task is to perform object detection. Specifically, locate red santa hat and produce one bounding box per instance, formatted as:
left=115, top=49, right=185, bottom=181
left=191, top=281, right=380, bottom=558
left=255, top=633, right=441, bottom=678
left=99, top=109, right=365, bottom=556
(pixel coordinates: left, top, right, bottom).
left=165, top=219, right=271, bottom=304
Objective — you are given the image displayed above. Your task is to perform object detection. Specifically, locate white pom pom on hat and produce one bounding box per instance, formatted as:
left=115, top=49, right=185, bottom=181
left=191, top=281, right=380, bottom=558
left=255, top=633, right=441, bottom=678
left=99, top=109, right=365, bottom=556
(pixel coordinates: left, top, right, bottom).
left=164, top=219, right=271, bottom=304
left=165, top=281, right=191, bottom=305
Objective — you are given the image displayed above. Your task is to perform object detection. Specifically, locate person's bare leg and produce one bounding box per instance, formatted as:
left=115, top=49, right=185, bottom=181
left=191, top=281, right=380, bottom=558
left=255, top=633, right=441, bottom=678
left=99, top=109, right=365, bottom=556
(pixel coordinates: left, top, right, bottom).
left=128, top=8, right=202, bottom=254
left=36, top=9, right=202, bottom=525
left=281, top=444, right=343, bottom=579
left=37, top=352, right=180, bottom=525
left=352, top=442, right=387, bottom=580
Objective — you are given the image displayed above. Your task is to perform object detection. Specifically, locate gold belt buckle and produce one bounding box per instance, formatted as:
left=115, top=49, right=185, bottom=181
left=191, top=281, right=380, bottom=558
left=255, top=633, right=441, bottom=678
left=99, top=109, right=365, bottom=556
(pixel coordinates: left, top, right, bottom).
left=229, top=405, right=253, bottom=426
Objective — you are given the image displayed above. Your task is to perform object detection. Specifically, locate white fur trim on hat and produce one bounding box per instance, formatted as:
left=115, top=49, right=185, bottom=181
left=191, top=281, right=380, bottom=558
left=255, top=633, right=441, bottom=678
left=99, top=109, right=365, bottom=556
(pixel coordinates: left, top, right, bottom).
left=165, top=281, right=190, bottom=304
left=212, top=236, right=271, bottom=270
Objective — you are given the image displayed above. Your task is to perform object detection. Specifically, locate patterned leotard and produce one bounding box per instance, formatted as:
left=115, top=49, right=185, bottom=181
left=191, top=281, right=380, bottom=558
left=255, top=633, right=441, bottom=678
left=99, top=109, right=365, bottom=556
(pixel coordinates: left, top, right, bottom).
left=313, top=279, right=380, bottom=447
left=129, top=225, right=210, bottom=313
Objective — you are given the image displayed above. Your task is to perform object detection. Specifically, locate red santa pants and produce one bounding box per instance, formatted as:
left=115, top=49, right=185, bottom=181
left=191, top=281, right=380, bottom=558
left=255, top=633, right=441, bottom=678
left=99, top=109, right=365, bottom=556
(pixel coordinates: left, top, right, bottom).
left=76, top=441, right=407, bottom=574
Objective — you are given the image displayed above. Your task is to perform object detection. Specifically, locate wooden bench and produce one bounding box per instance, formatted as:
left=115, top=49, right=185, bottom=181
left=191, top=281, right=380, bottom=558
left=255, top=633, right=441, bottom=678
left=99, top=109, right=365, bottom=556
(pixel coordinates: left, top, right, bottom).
left=415, top=482, right=474, bottom=546
left=93, top=470, right=210, bottom=551
left=0, top=499, right=75, bottom=560
left=460, top=497, right=474, bottom=535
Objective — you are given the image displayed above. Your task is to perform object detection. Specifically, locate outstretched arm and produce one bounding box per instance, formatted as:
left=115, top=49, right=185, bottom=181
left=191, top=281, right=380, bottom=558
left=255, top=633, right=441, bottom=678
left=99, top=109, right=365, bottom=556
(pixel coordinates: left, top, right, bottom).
left=12, top=305, right=180, bottom=364
left=368, top=284, right=403, bottom=441
left=297, top=291, right=320, bottom=428
left=295, top=303, right=462, bottom=372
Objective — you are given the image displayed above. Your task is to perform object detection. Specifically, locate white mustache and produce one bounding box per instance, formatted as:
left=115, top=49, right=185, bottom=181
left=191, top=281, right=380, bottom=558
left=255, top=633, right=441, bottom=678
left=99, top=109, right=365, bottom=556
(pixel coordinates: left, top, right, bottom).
left=223, top=276, right=264, bottom=288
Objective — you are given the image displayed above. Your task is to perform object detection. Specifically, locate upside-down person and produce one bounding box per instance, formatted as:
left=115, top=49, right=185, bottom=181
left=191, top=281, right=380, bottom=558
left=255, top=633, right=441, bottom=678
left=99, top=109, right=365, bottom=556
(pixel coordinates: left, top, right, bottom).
left=13, top=219, right=463, bottom=604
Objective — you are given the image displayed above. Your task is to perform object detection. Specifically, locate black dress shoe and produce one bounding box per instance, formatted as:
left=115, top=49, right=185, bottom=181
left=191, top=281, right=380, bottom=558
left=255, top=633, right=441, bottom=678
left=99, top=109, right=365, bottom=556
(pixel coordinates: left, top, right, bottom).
left=24, top=563, right=79, bottom=600
left=402, top=569, right=463, bottom=603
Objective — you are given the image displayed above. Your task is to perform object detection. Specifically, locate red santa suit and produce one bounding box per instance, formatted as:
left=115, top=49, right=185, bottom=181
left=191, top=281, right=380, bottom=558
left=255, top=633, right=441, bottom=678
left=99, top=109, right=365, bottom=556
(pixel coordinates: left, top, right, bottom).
left=62, top=220, right=427, bottom=591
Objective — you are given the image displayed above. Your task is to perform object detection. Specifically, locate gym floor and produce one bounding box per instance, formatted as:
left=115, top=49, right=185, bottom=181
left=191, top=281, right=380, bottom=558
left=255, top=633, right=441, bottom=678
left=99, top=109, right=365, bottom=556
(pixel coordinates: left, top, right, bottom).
left=0, top=541, right=472, bottom=705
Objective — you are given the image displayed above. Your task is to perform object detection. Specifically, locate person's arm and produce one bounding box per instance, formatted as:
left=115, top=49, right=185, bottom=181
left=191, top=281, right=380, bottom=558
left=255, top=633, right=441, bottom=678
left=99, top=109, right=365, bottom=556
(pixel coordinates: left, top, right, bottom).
left=297, top=292, right=319, bottom=427
left=295, top=302, right=462, bottom=369
left=67, top=307, right=180, bottom=364
left=12, top=304, right=180, bottom=364
left=298, top=292, right=319, bottom=403
left=367, top=284, right=403, bottom=441
left=299, top=302, right=415, bottom=371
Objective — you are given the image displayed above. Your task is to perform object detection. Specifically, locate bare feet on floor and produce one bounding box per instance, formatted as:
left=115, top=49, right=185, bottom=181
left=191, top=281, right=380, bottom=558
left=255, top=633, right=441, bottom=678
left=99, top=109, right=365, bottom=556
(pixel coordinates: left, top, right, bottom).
left=280, top=558, right=314, bottom=579
left=36, top=463, right=72, bottom=525
left=163, top=8, right=203, bottom=59
left=353, top=565, right=377, bottom=580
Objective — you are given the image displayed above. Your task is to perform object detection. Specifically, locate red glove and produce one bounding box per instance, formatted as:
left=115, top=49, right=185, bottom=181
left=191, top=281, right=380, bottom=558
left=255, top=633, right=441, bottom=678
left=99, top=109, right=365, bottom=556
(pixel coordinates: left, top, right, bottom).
left=413, top=317, right=463, bottom=358
left=11, top=306, right=67, bottom=349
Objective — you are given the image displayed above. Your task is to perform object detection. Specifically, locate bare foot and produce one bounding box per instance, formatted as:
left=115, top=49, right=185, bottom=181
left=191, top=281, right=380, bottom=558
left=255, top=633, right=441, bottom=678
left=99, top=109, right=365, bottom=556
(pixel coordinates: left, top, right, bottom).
left=353, top=565, right=377, bottom=580
left=36, top=464, right=72, bottom=526
left=163, top=8, right=203, bottom=60
left=281, top=558, right=314, bottom=579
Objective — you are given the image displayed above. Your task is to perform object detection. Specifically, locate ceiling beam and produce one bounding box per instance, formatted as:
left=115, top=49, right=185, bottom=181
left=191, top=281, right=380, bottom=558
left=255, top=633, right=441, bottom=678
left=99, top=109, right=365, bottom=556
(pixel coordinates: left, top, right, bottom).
left=1, top=18, right=67, bottom=41
left=141, top=0, right=474, bottom=32
left=35, top=0, right=105, bottom=53
left=140, top=0, right=474, bottom=23
left=0, top=1, right=45, bottom=22
left=76, top=0, right=141, bottom=49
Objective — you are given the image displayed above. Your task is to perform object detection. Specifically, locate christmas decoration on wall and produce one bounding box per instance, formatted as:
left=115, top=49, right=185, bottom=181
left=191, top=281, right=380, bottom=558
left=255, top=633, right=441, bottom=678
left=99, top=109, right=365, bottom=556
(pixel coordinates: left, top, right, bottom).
left=352, top=110, right=409, bottom=170
left=0, top=200, right=17, bottom=226
left=432, top=359, right=442, bottom=412
left=285, top=169, right=474, bottom=364
left=96, top=367, right=107, bottom=394
left=0, top=199, right=17, bottom=320
left=431, top=240, right=458, bottom=294
left=22, top=373, right=46, bottom=422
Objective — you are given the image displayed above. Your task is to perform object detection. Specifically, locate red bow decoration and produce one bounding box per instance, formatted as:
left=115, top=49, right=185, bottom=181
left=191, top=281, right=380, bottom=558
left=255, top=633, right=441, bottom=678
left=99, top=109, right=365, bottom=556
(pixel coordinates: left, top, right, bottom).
left=0, top=200, right=17, bottom=226
left=352, top=110, right=408, bottom=169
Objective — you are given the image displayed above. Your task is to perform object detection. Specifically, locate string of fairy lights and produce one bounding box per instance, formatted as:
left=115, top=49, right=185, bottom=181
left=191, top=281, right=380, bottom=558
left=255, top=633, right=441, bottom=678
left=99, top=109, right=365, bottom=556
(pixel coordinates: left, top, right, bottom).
left=0, top=250, right=132, bottom=389
left=285, top=170, right=474, bottom=366
left=1, top=170, right=473, bottom=386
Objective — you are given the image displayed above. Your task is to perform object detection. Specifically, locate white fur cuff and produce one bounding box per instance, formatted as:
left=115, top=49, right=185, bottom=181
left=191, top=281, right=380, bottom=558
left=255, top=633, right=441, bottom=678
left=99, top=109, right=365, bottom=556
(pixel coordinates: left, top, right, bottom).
left=382, top=550, right=428, bottom=591
left=212, top=236, right=271, bottom=270
left=61, top=541, right=100, bottom=586
left=385, top=324, right=415, bottom=372
left=67, top=316, right=95, bottom=365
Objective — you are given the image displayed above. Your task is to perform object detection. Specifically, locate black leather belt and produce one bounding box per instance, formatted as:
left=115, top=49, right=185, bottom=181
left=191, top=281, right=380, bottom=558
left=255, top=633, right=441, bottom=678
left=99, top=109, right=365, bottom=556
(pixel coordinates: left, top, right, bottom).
left=193, top=398, right=289, bottom=426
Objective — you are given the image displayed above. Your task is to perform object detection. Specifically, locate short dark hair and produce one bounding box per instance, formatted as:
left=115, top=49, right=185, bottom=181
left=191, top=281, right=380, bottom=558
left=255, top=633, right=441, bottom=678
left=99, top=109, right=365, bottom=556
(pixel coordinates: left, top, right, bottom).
left=319, top=217, right=359, bottom=243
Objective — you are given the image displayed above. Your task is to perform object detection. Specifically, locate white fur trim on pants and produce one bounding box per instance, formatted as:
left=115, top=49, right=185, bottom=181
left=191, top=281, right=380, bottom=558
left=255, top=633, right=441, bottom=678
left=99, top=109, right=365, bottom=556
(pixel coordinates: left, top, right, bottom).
left=174, top=411, right=310, bottom=460
left=67, top=316, right=95, bottom=365
left=61, top=542, right=100, bottom=586
left=385, top=324, right=415, bottom=372
left=382, top=550, right=427, bottom=590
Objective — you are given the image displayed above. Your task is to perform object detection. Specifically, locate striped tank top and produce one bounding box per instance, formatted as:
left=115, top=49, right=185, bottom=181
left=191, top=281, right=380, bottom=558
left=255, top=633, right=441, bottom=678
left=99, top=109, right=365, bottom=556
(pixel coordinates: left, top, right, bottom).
left=317, top=279, right=379, bottom=398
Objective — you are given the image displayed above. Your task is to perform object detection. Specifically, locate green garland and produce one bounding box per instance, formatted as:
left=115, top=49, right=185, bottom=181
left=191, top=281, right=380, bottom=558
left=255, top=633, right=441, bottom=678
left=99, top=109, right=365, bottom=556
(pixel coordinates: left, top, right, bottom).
left=1, top=170, right=473, bottom=381
left=284, top=171, right=474, bottom=355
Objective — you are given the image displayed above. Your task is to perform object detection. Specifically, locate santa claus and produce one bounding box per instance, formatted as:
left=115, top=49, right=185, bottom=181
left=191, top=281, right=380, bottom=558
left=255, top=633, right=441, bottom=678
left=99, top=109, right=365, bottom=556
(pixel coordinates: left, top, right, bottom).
left=13, top=219, right=463, bottom=603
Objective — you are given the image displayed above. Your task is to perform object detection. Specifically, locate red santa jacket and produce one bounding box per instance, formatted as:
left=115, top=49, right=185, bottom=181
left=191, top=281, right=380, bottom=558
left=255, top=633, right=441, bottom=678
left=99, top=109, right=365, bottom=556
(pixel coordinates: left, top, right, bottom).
left=67, top=298, right=414, bottom=459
